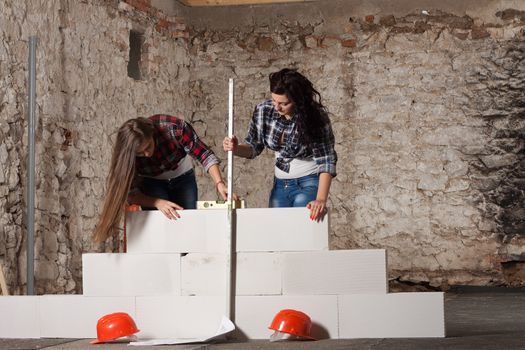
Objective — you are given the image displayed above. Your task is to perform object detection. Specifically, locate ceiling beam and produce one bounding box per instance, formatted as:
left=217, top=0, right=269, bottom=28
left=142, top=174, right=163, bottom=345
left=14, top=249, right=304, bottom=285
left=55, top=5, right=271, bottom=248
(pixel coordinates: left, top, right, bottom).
left=177, top=0, right=311, bottom=6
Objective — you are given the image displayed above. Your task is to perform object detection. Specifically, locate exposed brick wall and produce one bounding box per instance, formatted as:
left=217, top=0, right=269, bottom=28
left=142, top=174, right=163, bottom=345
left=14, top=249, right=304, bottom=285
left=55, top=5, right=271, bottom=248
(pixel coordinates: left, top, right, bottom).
left=185, top=5, right=525, bottom=289
left=0, top=0, right=190, bottom=294
left=0, top=0, right=524, bottom=293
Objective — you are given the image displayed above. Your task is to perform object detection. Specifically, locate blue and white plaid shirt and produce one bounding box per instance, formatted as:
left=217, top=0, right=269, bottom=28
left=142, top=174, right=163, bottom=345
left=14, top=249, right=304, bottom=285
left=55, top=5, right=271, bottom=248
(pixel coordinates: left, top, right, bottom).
left=245, top=100, right=337, bottom=177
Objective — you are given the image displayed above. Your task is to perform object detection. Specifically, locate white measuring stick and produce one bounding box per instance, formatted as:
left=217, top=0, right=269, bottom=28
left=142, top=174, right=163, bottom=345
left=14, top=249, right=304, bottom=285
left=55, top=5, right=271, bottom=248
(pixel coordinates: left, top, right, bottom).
left=225, top=78, right=235, bottom=321
left=227, top=78, right=234, bottom=203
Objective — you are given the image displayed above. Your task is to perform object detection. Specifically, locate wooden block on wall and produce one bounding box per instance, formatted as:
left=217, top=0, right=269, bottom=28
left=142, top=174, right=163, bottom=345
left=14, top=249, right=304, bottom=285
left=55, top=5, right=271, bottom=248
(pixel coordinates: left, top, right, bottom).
left=283, top=249, right=387, bottom=295
left=39, top=295, right=136, bottom=338
left=339, top=292, right=445, bottom=338
left=0, top=296, right=40, bottom=338
left=126, top=210, right=228, bottom=253
left=235, top=295, right=339, bottom=339
left=82, top=253, right=181, bottom=296
left=181, top=252, right=282, bottom=296
left=236, top=208, right=329, bottom=252
left=135, top=296, right=226, bottom=339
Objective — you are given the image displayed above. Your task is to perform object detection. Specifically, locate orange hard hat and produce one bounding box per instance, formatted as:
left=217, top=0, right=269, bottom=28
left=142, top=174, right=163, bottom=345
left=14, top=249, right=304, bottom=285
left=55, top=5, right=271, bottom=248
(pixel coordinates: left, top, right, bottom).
left=90, top=312, right=139, bottom=344
left=268, top=309, right=316, bottom=340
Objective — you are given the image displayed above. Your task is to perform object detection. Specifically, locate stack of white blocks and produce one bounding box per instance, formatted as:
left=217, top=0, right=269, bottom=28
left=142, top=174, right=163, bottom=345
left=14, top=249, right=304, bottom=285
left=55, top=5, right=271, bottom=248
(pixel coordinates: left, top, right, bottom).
left=0, top=208, right=444, bottom=339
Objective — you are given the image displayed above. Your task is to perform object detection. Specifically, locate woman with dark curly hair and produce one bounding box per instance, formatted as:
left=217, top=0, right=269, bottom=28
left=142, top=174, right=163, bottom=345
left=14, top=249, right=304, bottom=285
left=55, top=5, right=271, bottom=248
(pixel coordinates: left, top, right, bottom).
left=223, top=68, right=337, bottom=220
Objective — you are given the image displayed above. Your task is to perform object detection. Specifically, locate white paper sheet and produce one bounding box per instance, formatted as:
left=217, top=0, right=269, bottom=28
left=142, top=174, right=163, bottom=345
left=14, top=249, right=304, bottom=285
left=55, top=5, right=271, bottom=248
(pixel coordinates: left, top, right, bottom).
left=129, top=316, right=235, bottom=346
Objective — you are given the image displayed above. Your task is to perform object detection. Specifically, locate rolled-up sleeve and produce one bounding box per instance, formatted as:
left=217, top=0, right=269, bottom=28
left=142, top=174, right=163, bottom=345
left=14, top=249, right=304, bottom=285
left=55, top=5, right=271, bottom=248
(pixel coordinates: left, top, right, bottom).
left=312, top=122, right=337, bottom=177
left=177, top=120, right=220, bottom=172
left=244, top=105, right=266, bottom=159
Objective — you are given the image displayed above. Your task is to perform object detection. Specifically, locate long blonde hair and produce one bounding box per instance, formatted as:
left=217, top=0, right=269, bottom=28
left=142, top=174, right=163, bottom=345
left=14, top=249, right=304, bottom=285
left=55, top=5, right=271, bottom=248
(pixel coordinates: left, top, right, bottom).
left=93, top=117, right=155, bottom=242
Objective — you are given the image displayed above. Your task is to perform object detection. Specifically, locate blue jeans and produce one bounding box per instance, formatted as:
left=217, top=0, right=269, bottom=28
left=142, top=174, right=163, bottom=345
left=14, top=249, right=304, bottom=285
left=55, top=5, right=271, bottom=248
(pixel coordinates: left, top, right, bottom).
left=269, top=174, right=319, bottom=208
left=139, top=169, right=198, bottom=210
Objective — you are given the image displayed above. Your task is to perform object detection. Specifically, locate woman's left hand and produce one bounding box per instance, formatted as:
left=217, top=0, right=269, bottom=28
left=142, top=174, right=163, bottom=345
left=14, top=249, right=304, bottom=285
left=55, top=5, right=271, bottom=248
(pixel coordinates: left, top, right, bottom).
left=307, top=199, right=328, bottom=221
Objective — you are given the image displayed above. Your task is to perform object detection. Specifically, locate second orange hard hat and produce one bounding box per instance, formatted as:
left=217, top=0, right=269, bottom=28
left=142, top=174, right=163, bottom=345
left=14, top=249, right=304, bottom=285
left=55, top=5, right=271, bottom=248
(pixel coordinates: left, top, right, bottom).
left=91, top=312, right=139, bottom=344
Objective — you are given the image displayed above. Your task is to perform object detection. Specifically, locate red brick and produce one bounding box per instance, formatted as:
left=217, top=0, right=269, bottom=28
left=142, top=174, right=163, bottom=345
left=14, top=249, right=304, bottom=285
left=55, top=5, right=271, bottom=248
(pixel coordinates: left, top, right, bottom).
left=124, top=0, right=151, bottom=13
left=341, top=39, right=357, bottom=48
left=471, top=26, right=490, bottom=40
left=155, top=19, right=170, bottom=33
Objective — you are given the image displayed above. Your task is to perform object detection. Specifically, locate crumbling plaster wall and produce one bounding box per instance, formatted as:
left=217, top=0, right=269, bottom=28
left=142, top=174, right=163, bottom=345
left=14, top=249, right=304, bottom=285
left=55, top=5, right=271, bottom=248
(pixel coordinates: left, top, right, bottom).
left=0, top=0, right=193, bottom=294
left=0, top=0, right=524, bottom=294
left=185, top=0, right=525, bottom=289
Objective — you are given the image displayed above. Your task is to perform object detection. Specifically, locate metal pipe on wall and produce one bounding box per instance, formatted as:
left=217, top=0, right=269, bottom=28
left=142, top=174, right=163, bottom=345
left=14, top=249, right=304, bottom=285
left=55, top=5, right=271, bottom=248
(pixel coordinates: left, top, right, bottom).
left=27, top=36, right=37, bottom=295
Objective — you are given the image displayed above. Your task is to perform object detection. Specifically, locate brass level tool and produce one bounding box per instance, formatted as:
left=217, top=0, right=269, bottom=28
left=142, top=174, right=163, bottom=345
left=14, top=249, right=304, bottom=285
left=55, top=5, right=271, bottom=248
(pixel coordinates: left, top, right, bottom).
left=197, top=200, right=245, bottom=209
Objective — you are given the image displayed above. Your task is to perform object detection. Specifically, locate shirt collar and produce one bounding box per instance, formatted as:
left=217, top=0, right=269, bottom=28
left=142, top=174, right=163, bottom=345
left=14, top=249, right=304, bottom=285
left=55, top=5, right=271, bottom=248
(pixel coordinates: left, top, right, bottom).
left=270, top=107, right=298, bottom=124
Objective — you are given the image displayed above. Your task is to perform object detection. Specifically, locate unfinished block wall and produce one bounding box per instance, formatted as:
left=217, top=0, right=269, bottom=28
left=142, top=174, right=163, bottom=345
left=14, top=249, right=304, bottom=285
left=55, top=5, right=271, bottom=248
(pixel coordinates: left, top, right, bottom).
left=0, top=0, right=524, bottom=294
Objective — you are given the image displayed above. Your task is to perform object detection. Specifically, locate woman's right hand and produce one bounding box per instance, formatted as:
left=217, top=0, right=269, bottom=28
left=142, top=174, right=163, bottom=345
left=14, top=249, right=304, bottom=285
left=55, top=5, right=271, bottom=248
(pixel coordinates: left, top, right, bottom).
left=223, top=136, right=238, bottom=153
left=153, top=198, right=183, bottom=220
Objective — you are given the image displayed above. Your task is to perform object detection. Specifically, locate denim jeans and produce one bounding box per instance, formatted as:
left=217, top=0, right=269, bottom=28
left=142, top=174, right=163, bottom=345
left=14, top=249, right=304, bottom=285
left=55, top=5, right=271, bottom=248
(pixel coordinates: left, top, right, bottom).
left=269, top=174, right=319, bottom=208
left=139, top=169, right=198, bottom=210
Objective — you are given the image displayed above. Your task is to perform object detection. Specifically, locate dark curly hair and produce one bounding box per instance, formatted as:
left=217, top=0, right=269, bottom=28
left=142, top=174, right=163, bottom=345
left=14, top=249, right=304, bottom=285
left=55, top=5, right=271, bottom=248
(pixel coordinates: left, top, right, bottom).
left=269, top=68, right=329, bottom=144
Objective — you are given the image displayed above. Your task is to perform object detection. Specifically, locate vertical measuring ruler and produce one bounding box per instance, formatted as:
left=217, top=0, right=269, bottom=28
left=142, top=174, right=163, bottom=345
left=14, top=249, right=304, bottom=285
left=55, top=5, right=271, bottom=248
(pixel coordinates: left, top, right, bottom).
left=225, top=78, right=236, bottom=322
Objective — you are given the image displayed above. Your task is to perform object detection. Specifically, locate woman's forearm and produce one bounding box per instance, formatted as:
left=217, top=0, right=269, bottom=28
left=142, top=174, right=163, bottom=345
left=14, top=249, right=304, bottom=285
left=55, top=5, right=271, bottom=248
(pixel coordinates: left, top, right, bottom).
left=316, top=172, right=332, bottom=202
left=207, top=164, right=224, bottom=185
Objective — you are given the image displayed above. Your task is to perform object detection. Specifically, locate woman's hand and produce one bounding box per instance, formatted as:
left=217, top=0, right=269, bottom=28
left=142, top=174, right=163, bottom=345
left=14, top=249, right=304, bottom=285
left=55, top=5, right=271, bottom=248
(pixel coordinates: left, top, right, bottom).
left=216, top=181, right=239, bottom=201
left=307, top=199, right=328, bottom=222
left=223, top=136, right=238, bottom=153
left=153, top=198, right=183, bottom=220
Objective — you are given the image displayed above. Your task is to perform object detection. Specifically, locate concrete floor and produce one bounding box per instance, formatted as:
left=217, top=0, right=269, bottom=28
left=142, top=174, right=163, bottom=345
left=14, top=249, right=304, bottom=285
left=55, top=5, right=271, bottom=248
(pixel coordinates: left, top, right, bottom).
left=2, top=291, right=525, bottom=350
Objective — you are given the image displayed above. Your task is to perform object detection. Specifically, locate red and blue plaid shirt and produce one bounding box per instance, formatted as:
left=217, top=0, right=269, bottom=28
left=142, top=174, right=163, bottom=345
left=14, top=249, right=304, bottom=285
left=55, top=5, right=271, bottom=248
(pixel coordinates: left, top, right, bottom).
left=135, top=115, right=219, bottom=177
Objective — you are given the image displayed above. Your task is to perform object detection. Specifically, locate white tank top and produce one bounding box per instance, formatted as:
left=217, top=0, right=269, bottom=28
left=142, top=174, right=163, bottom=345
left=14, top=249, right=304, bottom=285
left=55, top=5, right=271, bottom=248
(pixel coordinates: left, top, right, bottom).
left=274, top=152, right=318, bottom=179
left=147, top=155, right=193, bottom=180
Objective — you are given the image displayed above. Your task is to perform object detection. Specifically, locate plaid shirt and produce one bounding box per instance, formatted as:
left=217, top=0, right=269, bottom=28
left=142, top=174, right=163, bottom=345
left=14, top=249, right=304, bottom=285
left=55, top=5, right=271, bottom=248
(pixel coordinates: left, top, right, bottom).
left=136, top=115, right=219, bottom=177
left=245, top=100, right=337, bottom=177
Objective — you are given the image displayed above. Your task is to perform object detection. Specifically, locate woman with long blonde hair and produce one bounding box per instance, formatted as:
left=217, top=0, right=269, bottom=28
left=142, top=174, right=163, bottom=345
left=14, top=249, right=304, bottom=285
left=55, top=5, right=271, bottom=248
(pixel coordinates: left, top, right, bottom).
left=94, top=115, right=231, bottom=242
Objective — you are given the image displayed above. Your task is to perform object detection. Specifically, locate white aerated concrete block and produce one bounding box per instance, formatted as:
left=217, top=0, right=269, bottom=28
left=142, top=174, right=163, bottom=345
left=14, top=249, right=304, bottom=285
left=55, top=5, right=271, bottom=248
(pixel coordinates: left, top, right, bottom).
left=126, top=210, right=228, bottom=253
left=339, top=292, right=445, bottom=338
left=0, top=296, right=40, bottom=338
left=39, top=295, right=135, bottom=338
left=236, top=252, right=282, bottom=295
left=181, top=252, right=282, bottom=295
left=181, top=253, right=226, bottom=296
left=283, top=249, right=387, bottom=295
left=236, top=208, right=329, bottom=252
left=135, top=296, right=226, bottom=339
left=235, top=295, right=338, bottom=339
left=82, top=253, right=181, bottom=296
